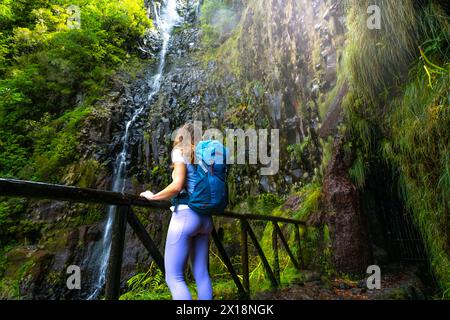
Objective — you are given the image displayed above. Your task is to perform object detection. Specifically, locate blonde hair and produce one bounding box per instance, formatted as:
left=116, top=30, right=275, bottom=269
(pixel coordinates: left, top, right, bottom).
left=173, top=122, right=195, bottom=164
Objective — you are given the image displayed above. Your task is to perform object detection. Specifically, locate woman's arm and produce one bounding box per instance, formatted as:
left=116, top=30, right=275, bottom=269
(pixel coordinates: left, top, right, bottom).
left=140, top=162, right=186, bottom=201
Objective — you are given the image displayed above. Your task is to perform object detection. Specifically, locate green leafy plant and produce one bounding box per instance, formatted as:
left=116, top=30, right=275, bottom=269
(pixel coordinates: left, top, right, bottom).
left=120, top=262, right=171, bottom=300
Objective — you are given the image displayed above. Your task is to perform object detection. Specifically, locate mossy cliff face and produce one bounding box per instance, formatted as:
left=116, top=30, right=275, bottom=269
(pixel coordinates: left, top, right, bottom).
left=112, top=0, right=348, bottom=199
left=187, top=0, right=348, bottom=199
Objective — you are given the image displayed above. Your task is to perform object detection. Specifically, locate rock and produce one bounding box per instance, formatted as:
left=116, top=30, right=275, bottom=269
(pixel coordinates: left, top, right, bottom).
left=284, top=176, right=293, bottom=184
left=260, top=176, right=271, bottom=193
left=301, top=271, right=322, bottom=283
left=19, top=250, right=55, bottom=300
left=339, top=283, right=352, bottom=290
left=323, top=137, right=372, bottom=274
left=358, top=279, right=367, bottom=288
left=292, top=169, right=302, bottom=178
left=319, top=81, right=348, bottom=139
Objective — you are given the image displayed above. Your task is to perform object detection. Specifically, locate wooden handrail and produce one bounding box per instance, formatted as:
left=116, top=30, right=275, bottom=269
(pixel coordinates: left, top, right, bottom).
left=0, top=177, right=306, bottom=300
left=0, top=178, right=170, bottom=209
left=0, top=178, right=305, bottom=226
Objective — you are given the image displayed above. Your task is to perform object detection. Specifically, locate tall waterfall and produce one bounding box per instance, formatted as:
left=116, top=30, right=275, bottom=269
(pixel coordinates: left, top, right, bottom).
left=87, top=0, right=181, bottom=300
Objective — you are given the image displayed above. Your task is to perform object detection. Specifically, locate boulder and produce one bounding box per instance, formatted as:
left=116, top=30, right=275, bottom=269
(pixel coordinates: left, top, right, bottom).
left=323, top=137, right=372, bottom=274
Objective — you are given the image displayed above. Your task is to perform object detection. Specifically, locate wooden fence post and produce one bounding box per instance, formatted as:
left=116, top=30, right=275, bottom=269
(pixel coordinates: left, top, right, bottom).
left=244, top=220, right=278, bottom=289
left=105, top=205, right=128, bottom=300
left=272, top=222, right=281, bottom=284
left=211, top=225, right=247, bottom=298
left=240, top=219, right=249, bottom=294
left=295, top=225, right=305, bottom=269
left=273, top=222, right=301, bottom=270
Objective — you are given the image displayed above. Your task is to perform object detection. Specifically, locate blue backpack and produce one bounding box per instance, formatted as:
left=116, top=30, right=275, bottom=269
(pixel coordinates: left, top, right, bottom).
left=173, top=140, right=228, bottom=215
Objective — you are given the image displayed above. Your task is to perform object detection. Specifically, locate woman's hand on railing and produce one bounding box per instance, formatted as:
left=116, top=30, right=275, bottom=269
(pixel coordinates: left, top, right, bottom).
left=139, top=191, right=155, bottom=201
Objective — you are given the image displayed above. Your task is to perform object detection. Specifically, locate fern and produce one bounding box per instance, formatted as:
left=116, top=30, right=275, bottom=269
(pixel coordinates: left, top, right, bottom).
left=121, top=262, right=168, bottom=299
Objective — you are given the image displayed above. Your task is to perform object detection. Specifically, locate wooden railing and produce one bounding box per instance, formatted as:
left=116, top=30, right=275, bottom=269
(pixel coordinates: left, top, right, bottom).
left=0, top=178, right=306, bottom=299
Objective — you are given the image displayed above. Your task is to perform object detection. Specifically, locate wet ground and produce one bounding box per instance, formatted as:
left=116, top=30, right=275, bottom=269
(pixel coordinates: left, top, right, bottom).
left=253, top=264, right=436, bottom=300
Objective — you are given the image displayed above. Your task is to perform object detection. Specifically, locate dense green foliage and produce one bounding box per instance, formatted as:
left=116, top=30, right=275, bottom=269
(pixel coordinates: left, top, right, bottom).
left=0, top=0, right=151, bottom=245
left=343, top=0, right=450, bottom=297
left=384, top=61, right=449, bottom=297
left=0, top=0, right=151, bottom=180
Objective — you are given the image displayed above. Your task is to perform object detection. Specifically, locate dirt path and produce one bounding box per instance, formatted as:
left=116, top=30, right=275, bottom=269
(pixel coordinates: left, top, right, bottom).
left=253, top=264, right=433, bottom=300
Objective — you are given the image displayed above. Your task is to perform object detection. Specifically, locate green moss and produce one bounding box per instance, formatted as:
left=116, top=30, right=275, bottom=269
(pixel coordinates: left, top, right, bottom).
left=62, top=158, right=103, bottom=189
left=342, top=1, right=450, bottom=297
left=0, top=246, right=34, bottom=299
left=291, top=183, right=322, bottom=221
left=73, top=205, right=105, bottom=227
left=383, top=61, right=450, bottom=297
left=247, top=193, right=284, bottom=216
left=345, top=0, right=419, bottom=105
left=0, top=198, right=43, bottom=246
left=349, top=150, right=366, bottom=188
left=287, top=138, right=312, bottom=164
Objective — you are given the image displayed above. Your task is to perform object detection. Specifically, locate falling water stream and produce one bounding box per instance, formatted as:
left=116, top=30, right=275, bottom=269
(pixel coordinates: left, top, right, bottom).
left=87, top=0, right=181, bottom=300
